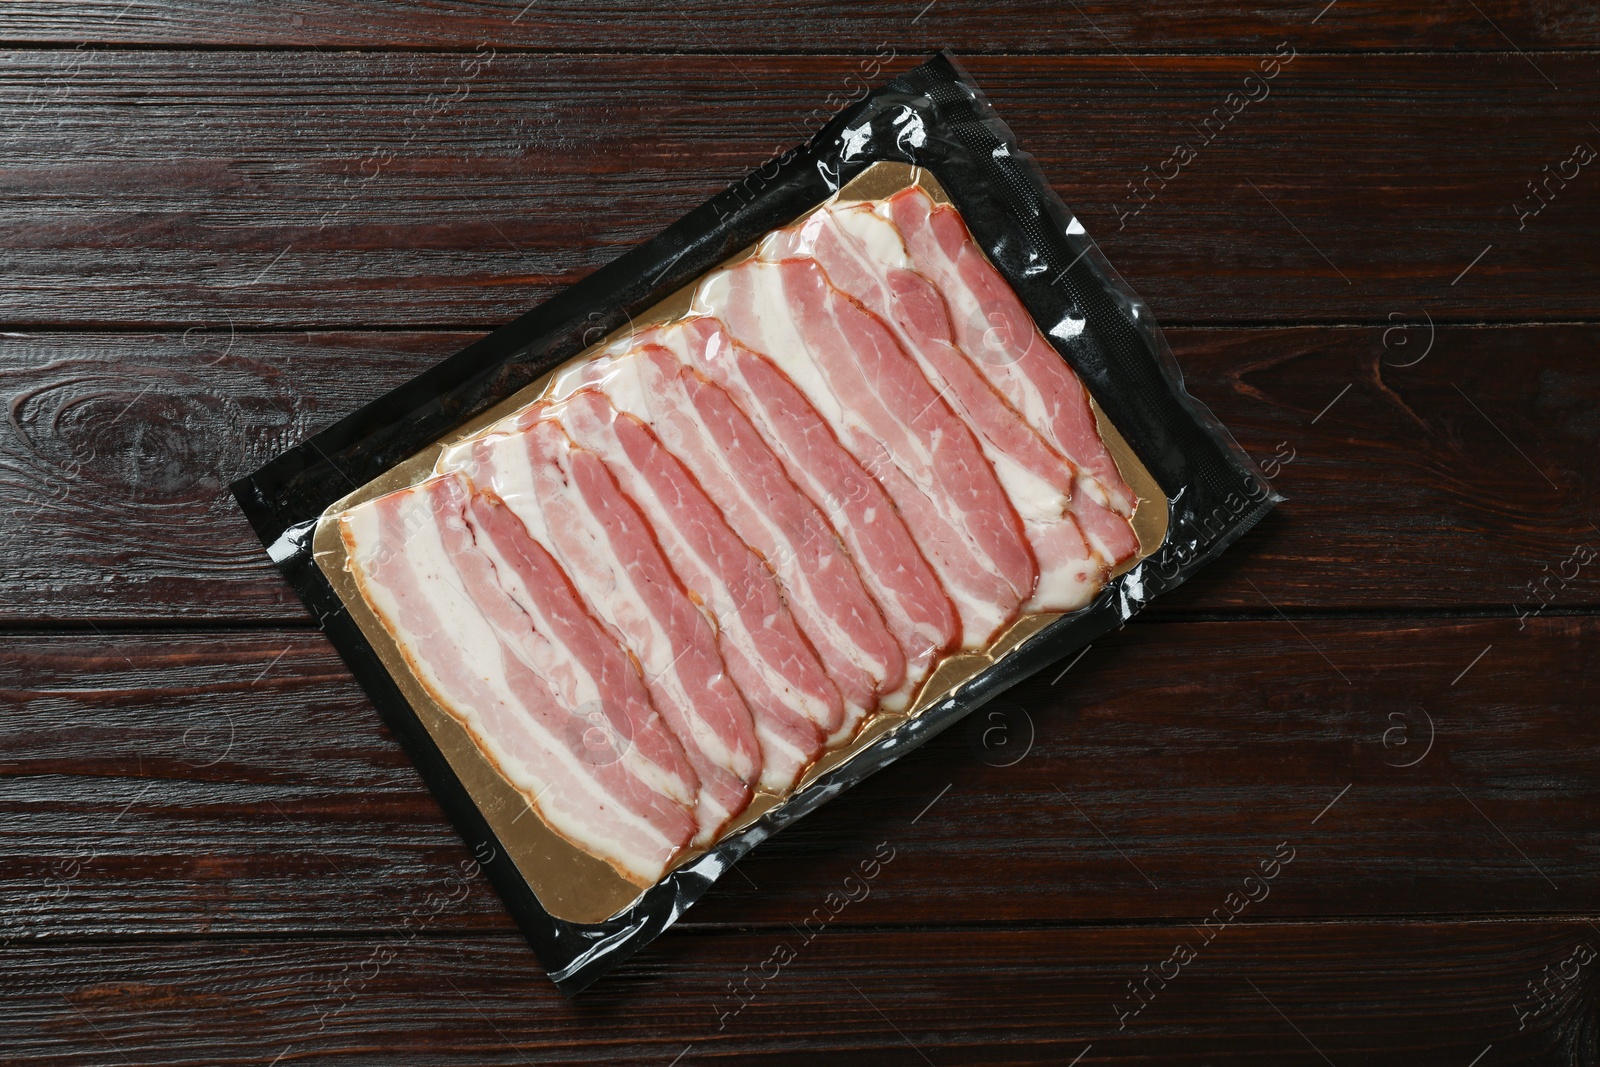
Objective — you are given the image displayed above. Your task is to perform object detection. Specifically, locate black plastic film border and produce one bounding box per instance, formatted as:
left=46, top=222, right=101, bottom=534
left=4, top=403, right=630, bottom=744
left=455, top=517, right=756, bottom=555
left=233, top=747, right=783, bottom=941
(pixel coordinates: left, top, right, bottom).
left=231, top=51, right=1279, bottom=996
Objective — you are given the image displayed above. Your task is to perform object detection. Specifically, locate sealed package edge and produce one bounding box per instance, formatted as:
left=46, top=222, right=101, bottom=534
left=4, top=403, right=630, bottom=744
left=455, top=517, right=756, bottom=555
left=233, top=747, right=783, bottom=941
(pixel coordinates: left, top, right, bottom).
left=231, top=52, right=1279, bottom=994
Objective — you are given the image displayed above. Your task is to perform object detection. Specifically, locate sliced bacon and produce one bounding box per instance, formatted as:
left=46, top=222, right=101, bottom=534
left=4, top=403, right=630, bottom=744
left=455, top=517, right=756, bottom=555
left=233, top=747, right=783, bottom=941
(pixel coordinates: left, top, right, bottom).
left=337, top=186, right=1157, bottom=878
left=637, top=317, right=959, bottom=710
left=435, top=476, right=682, bottom=797
left=447, top=419, right=758, bottom=844
left=540, top=388, right=834, bottom=792
left=549, top=344, right=904, bottom=741
left=874, top=187, right=1141, bottom=536
left=340, top=482, right=696, bottom=886
left=765, top=204, right=1114, bottom=608
left=699, top=256, right=1037, bottom=648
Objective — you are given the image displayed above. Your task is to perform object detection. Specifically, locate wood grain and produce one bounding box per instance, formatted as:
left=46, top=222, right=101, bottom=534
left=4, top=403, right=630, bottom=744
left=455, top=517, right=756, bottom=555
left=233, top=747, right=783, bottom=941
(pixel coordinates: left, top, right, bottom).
left=0, top=330, right=477, bottom=622
left=1154, top=322, right=1600, bottom=615
left=3, top=19, right=1598, bottom=1063
left=0, top=53, right=1596, bottom=328
left=3, top=0, right=1598, bottom=53
left=3, top=324, right=1594, bottom=623
left=4, top=922, right=1593, bottom=1065
left=2, top=620, right=1592, bottom=940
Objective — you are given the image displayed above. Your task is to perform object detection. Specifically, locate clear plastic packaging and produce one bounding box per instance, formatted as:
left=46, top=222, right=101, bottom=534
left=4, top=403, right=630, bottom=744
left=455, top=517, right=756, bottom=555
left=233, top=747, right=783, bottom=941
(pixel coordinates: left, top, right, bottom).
left=233, top=52, right=1278, bottom=993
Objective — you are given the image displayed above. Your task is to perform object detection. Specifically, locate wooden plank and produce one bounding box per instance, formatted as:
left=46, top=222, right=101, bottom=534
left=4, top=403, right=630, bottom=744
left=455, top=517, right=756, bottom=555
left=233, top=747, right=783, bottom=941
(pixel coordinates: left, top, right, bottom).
left=3, top=1, right=1597, bottom=53
left=3, top=922, right=1590, bottom=1064
left=1155, top=322, right=1600, bottom=616
left=2, top=324, right=1594, bottom=623
left=1, top=621, right=1593, bottom=940
left=0, top=631, right=512, bottom=940
left=0, top=53, right=1597, bottom=327
left=1, top=17, right=1590, bottom=1067
left=0, top=330, right=478, bottom=622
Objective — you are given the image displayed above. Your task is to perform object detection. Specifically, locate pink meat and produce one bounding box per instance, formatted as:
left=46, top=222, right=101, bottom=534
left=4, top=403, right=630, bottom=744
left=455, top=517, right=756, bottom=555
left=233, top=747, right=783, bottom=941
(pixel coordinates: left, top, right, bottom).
left=640, top=317, right=958, bottom=709
left=765, top=205, right=1118, bottom=606
left=553, top=343, right=904, bottom=742
left=875, top=187, right=1140, bottom=528
left=433, top=476, right=678, bottom=793
left=453, top=419, right=757, bottom=844
left=701, top=256, right=1037, bottom=647
left=542, top=389, right=834, bottom=792
left=340, top=482, right=696, bottom=886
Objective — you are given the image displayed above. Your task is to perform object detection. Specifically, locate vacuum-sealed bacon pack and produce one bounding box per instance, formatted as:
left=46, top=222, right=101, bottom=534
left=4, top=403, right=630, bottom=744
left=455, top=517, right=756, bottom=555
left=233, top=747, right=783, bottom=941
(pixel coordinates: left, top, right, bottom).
left=233, top=53, right=1278, bottom=993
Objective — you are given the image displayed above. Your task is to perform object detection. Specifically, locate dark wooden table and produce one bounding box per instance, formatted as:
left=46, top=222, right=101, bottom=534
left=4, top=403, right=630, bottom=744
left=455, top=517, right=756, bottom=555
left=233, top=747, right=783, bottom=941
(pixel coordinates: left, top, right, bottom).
left=4, top=4, right=1598, bottom=1064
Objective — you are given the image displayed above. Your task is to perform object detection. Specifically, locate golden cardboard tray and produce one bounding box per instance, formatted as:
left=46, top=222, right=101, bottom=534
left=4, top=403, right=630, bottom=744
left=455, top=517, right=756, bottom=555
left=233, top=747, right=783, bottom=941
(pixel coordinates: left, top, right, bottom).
left=312, top=162, right=1169, bottom=923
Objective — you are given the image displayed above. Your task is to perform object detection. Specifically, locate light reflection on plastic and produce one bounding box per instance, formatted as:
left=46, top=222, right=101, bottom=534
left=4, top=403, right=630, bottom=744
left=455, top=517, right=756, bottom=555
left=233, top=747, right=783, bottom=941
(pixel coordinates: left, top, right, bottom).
left=892, top=107, right=927, bottom=152
left=816, top=159, right=843, bottom=192
left=840, top=124, right=873, bottom=159
left=1049, top=315, right=1087, bottom=342
left=268, top=518, right=318, bottom=564
left=1117, top=561, right=1149, bottom=619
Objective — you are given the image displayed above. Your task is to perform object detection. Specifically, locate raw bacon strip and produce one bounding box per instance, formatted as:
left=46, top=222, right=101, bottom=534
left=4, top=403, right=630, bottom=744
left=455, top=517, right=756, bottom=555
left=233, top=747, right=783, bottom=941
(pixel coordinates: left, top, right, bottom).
left=700, top=257, right=1036, bottom=648
left=637, top=317, right=958, bottom=710
left=846, top=196, right=1138, bottom=569
left=765, top=205, right=1115, bottom=608
left=542, top=389, right=833, bottom=792
left=552, top=343, right=904, bottom=741
left=434, top=476, right=684, bottom=801
left=449, top=419, right=757, bottom=844
left=874, top=187, right=1140, bottom=525
left=340, top=483, right=695, bottom=886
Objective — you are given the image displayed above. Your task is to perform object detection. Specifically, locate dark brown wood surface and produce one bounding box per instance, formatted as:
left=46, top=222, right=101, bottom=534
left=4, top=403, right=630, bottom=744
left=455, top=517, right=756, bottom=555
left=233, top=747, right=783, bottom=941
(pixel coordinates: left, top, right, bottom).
left=2, top=3, right=1597, bottom=1064
left=3, top=0, right=1598, bottom=52
left=10, top=923, right=1597, bottom=1065
left=2, top=620, right=1595, bottom=938
left=3, top=53, right=1599, bottom=327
